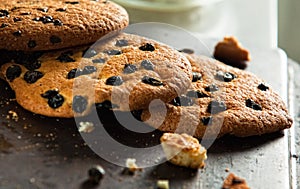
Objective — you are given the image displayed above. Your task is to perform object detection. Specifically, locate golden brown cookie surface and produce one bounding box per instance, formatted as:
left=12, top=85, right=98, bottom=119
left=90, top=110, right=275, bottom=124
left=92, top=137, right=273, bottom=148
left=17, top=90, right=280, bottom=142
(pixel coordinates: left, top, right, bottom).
left=0, top=0, right=128, bottom=51
left=1, top=33, right=192, bottom=117
left=141, top=54, right=292, bottom=138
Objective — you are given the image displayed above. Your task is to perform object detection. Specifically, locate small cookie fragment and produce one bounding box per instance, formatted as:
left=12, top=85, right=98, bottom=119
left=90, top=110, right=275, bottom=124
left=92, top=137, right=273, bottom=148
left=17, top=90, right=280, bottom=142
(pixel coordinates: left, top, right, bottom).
left=157, top=180, right=169, bottom=189
left=222, top=173, right=250, bottom=189
left=214, top=36, right=251, bottom=69
left=78, top=122, right=95, bottom=133
left=160, top=133, right=207, bottom=169
left=125, top=158, right=141, bottom=174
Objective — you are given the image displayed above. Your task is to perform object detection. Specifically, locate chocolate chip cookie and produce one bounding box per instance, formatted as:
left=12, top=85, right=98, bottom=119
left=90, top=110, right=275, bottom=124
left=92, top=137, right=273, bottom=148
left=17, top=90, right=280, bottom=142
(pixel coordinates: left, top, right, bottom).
left=1, top=33, right=192, bottom=117
left=140, top=54, right=292, bottom=138
left=0, top=0, right=129, bottom=51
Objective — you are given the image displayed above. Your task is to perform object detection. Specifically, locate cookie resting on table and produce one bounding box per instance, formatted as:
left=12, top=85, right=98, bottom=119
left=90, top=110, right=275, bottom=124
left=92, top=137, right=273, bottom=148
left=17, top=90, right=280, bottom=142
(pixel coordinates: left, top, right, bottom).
left=0, top=33, right=193, bottom=117
left=0, top=0, right=128, bottom=51
left=140, top=54, right=292, bottom=138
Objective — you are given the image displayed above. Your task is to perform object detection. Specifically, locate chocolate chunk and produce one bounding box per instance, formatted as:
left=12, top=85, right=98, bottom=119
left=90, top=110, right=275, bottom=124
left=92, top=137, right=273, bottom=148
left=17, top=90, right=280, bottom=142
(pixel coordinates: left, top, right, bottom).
left=81, top=66, right=97, bottom=75
left=0, top=23, right=8, bottom=28
left=24, top=71, right=43, bottom=84
left=83, top=48, right=98, bottom=58
left=56, top=8, right=67, bottom=12
left=232, top=178, right=244, bottom=185
left=13, top=30, right=22, bottom=36
left=178, top=48, right=194, bottom=54
left=24, top=60, right=41, bottom=71
left=123, top=64, right=137, bottom=74
left=65, top=1, right=80, bottom=4
left=139, top=43, right=155, bottom=51
left=171, top=96, right=194, bottom=106
left=92, top=58, right=106, bottom=64
left=40, top=15, right=53, bottom=24
left=20, top=12, right=31, bottom=15
left=207, top=100, right=227, bottom=114
left=96, top=100, right=119, bottom=109
left=205, top=84, right=219, bottom=92
left=37, top=7, right=48, bottom=12
left=258, top=83, right=269, bottom=91
left=106, top=76, right=123, bottom=86
left=142, top=76, right=163, bottom=86
left=56, top=51, right=75, bottom=62
left=215, top=71, right=236, bottom=82
left=192, top=72, right=202, bottom=82
left=72, top=95, right=88, bottom=113
left=41, top=89, right=59, bottom=99
left=141, top=60, right=154, bottom=70
left=27, top=40, right=37, bottom=48
left=105, top=49, right=122, bottom=56
left=201, top=117, right=213, bottom=126
left=53, top=19, right=63, bottom=26
left=41, top=90, right=64, bottom=109
left=186, top=90, right=209, bottom=98
left=115, top=39, right=128, bottom=47
left=67, top=68, right=78, bottom=79
left=0, top=10, right=9, bottom=17
left=50, top=35, right=62, bottom=44
left=13, top=17, right=22, bottom=22
left=246, top=99, right=262, bottom=111
left=6, top=65, right=22, bottom=82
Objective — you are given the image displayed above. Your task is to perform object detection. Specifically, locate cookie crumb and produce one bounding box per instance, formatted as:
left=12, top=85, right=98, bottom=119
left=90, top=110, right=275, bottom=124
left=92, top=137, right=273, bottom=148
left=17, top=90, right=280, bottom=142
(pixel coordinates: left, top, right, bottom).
left=78, top=122, right=95, bottom=133
left=222, top=173, right=250, bottom=189
left=125, top=158, right=141, bottom=173
left=157, top=180, right=169, bottom=189
left=160, top=133, right=207, bottom=169
left=8, top=110, right=18, bottom=121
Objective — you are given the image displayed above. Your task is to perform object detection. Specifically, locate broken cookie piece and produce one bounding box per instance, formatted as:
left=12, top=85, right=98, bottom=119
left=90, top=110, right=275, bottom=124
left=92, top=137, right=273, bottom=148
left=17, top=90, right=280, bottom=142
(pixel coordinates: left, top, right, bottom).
left=160, top=133, right=207, bottom=169
left=214, top=36, right=251, bottom=69
left=222, top=173, right=250, bottom=189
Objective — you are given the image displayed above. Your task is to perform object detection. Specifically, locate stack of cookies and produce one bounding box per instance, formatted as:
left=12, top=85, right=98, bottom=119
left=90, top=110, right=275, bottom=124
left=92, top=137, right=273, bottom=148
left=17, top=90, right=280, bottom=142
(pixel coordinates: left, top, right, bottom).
left=0, top=0, right=292, bottom=138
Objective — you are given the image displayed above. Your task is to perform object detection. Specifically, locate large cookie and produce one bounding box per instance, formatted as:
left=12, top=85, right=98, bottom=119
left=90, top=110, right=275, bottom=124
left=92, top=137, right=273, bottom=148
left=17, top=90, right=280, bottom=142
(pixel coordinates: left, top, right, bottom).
left=0, top=33, right=192, bottom=117
left=140, top=54, right=293, bottom=138
left=0, top=0, right=128, bottom=51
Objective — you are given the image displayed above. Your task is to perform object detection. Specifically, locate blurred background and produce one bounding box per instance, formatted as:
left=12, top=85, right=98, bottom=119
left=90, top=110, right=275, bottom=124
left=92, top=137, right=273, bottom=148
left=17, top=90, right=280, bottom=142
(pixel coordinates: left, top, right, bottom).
left=279, top=0, right=300, bottom=62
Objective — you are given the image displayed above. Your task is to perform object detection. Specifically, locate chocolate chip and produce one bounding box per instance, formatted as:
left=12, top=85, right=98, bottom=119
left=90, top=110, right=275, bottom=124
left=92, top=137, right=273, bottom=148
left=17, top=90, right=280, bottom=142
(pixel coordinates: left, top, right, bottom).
left=53, top=19, right=63, bottom=26
left=56, top=8, right=67, bottom=12
left=141, top=76, right=163, bottom=86
left=28, top=40, right=37, bottom=48
left=115, top=39, right=128, bottom=47
left=20, top=12, right=31, bottom=15
left=140, top=60, right=154, bottom=70
left=56, top=51, right=75, bottom=62
left=65, top=1, right=80, bottom=4
left=32, top=17, right=40, bottom=21
left=41, top=90, right=64, bottom=109
left=205, top=84, right=219, bottom=92
left=83, top=48, right=98, bottom=58
left=92, top=58, right=106, bottom=64
left=192, top=72, right=202, bottom=82
left=232, top=178, right=244, bottom=185
left=50, top=35, right=62, bottom=44
left=6, top=65, right=21, bottom=82
left=171, top=96, right=194, bottom=106
left=201, top=117, right=213, bottom=126
left=207, top=101, right=227, bottom=114
left=215, top=71, right=236, bottom=82
left=131, top=109, right=143, bottom=121
left=106, top=76, right=123, bottom=86
left=72, top=95, right=88, bottom=113
left=258, top=83, right=269, bottom=91
left=13, top=17, right=22, bottom=22
left=96, top=100, right=119, bottom=109
left=123, top=64, right=137, bottom=74
left=186, top=90, right=209, bottom=98
left=0, top=10, right=9, bottom=17
left=88, top=166, right=105, bottom=185
left=0, top=23, right=8, bottom=28
left=105, top=49, right=122, bottom=56
left=139, top=43, right=155, bottom=51
left=24, top=60, right=41, bottom=71
left=37, top=7, right=48, bottom=12
left=13, top=30, right=22, bottom=36
left=40, top=15, right=53, bottom=24
left=81, top=66, right=97, bottom=75
left=24, top=71, right=43, bottom=84
left=178, top=48, right=194, bottom=54
left=246, top=99, right=262, bottom=111
left=67, top=68, right=78, bottom=79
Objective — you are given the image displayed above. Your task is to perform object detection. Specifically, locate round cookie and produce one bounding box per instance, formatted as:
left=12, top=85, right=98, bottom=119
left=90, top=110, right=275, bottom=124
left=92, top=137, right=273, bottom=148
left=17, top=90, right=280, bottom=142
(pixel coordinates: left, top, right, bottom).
left=0, top=0, right=129, bottom=51
left=0, top=33, right=192, bottom=117
left=140, top=54, right=293, bottom=138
